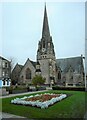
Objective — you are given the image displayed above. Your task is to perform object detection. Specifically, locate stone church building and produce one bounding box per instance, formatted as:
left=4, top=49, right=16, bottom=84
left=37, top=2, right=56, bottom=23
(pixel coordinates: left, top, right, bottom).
left=11, top=5, right=84, bottom=87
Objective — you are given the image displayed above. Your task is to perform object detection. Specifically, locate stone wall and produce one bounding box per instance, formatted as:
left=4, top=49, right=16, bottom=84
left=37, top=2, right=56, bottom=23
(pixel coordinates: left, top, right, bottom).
left=61, top=72, right=84, bottom=86
left=39, top=59, right=50, bottom=84
left=19, top=59, right=35, bottom=84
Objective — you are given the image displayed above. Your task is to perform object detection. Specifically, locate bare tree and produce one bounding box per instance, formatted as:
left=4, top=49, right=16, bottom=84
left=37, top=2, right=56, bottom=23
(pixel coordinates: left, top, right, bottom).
left=9, top=57, right=16, bottom=72
left=8, top=57, right=16, bottom=86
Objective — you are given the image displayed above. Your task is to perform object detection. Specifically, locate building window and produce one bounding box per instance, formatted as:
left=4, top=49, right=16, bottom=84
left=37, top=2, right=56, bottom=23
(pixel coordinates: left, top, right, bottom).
left=26, top=68, right=31, bottom=79
left=7, top=80, right=9, bottom=85
left=58, top=71, right=61, bottom=80
left=5, top=62, right=8, bottom=68
left=43, top=40, right=45, bottom=48
left=3, top=62, right=5, bottom=68
left=3, top=80, right=5, bottom=85
left=21, top=76, right=24, bottom=79
left=2, top=71, right=5, bottom=76
left=5, top=71, right=8, bottom=77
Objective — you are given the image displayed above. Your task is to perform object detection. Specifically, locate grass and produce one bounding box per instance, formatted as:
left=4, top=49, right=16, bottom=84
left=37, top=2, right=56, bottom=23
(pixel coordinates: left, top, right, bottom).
left=2, top=90, right=85, bottom=119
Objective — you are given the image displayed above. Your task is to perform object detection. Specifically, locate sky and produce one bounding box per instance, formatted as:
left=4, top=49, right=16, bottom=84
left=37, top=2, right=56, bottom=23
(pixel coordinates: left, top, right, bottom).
left=0, top=2, right=85, bottom=65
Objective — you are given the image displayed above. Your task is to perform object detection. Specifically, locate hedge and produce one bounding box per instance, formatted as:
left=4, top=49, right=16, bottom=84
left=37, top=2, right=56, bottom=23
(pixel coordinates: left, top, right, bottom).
left=52, top=86, right=85, bottom=91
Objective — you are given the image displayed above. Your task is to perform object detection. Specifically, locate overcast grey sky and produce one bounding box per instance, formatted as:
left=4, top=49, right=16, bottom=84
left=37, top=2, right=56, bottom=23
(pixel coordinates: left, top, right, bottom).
left=1, top=2, right=85, bottom=65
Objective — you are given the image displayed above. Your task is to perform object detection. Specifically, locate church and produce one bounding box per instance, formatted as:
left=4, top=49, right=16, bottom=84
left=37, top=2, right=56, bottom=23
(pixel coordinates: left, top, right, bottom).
left=11, top=5, right=85, bottom=87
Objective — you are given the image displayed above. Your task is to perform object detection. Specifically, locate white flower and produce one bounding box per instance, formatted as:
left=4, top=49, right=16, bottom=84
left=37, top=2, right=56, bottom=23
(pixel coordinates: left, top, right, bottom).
left=11, top=93, right=67, bottom=109
left=32, top=102, right=36, bottom=106
left=41, top=104, right=46, bottom=109
left=21, top=96, right=27, bottom=100
left=28, top=95, right=33, bottom=98
left=35, top=94, right=39, bottom=97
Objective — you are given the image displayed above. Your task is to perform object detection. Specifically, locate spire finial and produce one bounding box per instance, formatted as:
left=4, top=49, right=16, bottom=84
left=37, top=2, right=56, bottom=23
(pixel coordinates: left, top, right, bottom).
left=45, top=2, right=46, bottom=8
left=42, top=2, right=50, bottom=38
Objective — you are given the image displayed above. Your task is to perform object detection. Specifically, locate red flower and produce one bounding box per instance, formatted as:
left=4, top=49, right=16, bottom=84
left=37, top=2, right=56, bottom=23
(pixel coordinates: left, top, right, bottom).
left=25, top=94, right=60, bottom=102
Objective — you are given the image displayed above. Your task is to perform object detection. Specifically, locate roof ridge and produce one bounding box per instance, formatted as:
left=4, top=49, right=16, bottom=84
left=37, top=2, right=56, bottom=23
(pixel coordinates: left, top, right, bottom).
left=0, top=56, right=10, bottom=62
left=56, top=56, right=82, bottom=60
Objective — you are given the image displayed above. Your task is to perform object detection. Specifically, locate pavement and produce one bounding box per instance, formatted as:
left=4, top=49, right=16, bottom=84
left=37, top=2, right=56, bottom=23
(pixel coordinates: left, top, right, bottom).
left=84, top=112, right=87, bottom=120
left=0, top=90, right=48, bottom=119
left=0, top=90, right=48, bottom=99
left=0, top=112, right=27, bottom=119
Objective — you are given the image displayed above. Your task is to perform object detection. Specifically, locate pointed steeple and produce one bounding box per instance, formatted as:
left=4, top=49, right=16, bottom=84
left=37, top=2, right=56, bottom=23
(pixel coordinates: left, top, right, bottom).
left=37, top=3, right=56, bottom=60
left=42, top=4, right=50, bottom=38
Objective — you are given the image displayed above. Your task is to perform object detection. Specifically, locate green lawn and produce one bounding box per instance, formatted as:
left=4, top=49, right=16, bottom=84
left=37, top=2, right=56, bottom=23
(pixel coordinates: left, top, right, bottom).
left=2, top=90, right=85, bottom=119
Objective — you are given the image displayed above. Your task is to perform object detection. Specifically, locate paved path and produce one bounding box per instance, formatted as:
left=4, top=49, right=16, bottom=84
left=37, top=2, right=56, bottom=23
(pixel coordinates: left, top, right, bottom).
left=0, top=90, right=48, bottom=99
left=0, top=112, right=27, bottom=119
left=84, top=111, right=87, bottom=120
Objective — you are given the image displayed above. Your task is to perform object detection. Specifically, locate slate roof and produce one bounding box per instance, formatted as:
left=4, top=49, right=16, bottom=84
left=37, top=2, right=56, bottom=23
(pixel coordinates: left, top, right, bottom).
left=0, top=56, right=10, bottom=62
left=17, top=64, right=23, bottom=70
left=29, top=60, right=36, bottom=68
left=56, top=56, right=84, bottom=73
left=12, top=63, right=23, bottom=73
left=36, top=61, right=40, bottom=65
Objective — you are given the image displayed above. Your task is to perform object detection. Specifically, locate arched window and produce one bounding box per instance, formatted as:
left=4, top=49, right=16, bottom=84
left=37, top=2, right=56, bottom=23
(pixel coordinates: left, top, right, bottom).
left=58, top=71, right=61, bottom=80
left=6, top=80, right=9, bottom=85
left=3, top=80, right=5, bottom=85
left=26, top=68, right=31, bottom=79
left=43, top=40, right=45, bottom=48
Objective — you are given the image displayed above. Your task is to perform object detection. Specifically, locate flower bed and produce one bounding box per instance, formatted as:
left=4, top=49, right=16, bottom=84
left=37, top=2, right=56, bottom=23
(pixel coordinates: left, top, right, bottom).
left=11, top=93, right=67, bottom=109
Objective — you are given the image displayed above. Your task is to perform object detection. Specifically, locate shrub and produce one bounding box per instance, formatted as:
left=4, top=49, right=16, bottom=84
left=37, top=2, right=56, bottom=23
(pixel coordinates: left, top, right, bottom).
left=8, top=86, right=13, bottom=94
left=32, top=75, right=45, bottom=90
left=52, top=86, right=85, bottom=91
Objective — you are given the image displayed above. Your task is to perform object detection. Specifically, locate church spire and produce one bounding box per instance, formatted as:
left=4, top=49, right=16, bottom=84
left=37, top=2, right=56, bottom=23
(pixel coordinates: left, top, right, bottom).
left=37, top=3, right=55, bottom=60
left=42, top=4, right=50, bottom=38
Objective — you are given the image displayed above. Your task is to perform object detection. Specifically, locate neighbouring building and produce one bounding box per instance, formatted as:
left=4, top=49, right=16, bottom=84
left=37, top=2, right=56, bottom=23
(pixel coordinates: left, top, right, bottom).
left=11, top=5, right=85, bottom=87
left=56, top=56, right=84, bottom=86
left=11, top=63, right=23, bottom=85
left=19, top=59, right=36, bottom=85
left=0, top=56, right=11, bottom=87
